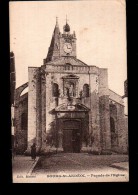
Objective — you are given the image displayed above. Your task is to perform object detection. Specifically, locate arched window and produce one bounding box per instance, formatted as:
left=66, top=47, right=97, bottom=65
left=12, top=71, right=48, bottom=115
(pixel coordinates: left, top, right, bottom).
left=52, top=83, right=59, bottom=97
left=110, top=117, right=115, bottom=133
left=83, top=84, right=89, bottom=97
left=21, top=113, right=27, bottom=130
left=64, top=63, right=72, bottom=70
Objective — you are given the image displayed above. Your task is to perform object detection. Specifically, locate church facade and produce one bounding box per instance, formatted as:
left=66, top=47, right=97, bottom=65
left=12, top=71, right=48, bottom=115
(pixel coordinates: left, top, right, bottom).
left=14, top=19, right=128, bottom=154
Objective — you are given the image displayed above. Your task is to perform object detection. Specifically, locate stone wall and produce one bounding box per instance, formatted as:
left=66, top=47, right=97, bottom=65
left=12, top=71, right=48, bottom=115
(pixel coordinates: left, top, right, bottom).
left=98, top=68, right=109, bottom=96
left=43, top=65, right=101, bottom=152
left=99, top=68, right=111, bottom=151
left=109, top=103, right=118, bottom=149
left=45, top=71, right=91, bottom=134
left=124, top=115, right=128, bottom=152
left=22, top=63, right=127, bottom=154
left=14, top=92, right=28, bottom=154
left=109, top=91, right=127, bottom=153
left=40, top=70, right=46, bottom=150
left=116, top=104, right=127, bottom=153
left=27, top=67, right=41, bottom=153
left=99, top=95, right=111, bottom=151
left=87, top=73, right=100, bottom=152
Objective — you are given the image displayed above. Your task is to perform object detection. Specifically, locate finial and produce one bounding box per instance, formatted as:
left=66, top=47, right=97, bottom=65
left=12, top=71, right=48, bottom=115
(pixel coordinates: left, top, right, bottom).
left=56, top=16, right=59, bottom=27
left=66, top=15, right=69, bottom=24
left=63, top=15, right=70, bottom=32
left=56, top=17, right=58, bottom=23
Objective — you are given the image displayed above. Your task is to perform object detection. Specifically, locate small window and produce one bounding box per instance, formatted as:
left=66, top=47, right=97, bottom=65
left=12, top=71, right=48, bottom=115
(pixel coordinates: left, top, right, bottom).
left=64, top=63, right=72, bottom=71
left=52, top=83, right=59, bottom=97
left=83, top=84, right=89, bottom=97
left=110, top=117, right=115, bottom=133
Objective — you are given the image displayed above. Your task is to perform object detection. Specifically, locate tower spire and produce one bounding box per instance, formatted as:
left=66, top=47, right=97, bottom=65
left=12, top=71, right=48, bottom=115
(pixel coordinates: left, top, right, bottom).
left=45, top=17, right=60, bottom=62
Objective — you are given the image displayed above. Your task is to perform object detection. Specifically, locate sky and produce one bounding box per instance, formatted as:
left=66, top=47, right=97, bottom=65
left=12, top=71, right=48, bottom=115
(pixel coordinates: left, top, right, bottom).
left=9, top=0, right=127, bottom=111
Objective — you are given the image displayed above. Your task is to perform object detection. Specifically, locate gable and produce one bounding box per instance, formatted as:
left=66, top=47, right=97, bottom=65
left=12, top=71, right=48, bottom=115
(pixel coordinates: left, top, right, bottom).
left=46, top=56, right=88, bottom=66
left=55, top=103, right=90, bottom=112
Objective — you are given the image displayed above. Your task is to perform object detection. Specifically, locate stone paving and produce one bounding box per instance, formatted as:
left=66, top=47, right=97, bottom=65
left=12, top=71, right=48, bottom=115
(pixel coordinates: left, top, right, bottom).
left=34, top=153, right=128, bottom=173
left=33, top=153, right=129, bottom=182
left=111, top=162, right=128, bottom=170
left=12, top=153, right=129, bottom=183
left=12, top=155, right=39, bottom=183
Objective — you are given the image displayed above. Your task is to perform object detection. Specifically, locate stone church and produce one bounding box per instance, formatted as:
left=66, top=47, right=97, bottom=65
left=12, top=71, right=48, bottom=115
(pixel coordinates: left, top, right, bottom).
left=14, top=19, right=128, bottom=154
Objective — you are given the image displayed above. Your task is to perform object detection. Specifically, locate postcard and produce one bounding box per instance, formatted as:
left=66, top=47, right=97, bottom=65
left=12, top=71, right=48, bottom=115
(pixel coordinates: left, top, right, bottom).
left=10, top=0, right=128, bottom=183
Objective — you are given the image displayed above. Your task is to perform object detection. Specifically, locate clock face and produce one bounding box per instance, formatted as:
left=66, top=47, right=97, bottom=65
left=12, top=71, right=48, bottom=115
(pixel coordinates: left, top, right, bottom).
left=63, top=43, right=72, bottom=54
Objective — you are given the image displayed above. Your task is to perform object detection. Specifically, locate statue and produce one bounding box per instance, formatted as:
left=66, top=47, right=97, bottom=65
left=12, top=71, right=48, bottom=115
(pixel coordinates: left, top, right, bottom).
left=64, top=82, right=75, bottom=101
left=69, top=83, right=74, bottom=97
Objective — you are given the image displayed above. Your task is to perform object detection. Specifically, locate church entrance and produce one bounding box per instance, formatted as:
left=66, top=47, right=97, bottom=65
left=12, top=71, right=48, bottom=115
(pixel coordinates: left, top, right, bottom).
left=62, top=120, right=81, bottom=153
left=63, top=129, right=81, bottom=153
left=55, top=103, right=90, bottom=153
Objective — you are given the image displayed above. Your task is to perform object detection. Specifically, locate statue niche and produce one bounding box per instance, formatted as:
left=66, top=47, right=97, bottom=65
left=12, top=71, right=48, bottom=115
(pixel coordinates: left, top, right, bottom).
left=62, top=74, right=79, bottom=98
left=65, top=82, right=75, bottom=97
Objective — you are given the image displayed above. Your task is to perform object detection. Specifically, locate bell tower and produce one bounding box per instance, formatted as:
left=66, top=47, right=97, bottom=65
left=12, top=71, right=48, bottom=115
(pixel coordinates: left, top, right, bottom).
left=45, top=17, right=77, bottom=63
left=60, top=17, right=77, bottom=58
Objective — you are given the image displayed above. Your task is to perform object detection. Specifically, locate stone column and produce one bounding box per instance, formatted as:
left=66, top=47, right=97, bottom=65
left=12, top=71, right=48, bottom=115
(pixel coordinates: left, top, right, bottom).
left=89, top=73, right=101, bottom=153
left=40, top=72, right=46, bottom=152
left=56, top=118, right=63, bottom=152
left=90, top=92, right=101, bottom=153
left=116, top=104, right=126, bottom=153
left=25, top=67, right=41, bottom=155
left=36, top=69, right=42, bottom=153
left=99, top=95, right=111, bottom=150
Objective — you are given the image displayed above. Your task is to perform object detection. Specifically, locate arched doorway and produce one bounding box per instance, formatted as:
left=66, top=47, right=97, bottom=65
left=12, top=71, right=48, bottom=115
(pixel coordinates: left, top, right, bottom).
left=62, top=119, right=81, bottom=153
left=55, top=103, right=89, bottom=153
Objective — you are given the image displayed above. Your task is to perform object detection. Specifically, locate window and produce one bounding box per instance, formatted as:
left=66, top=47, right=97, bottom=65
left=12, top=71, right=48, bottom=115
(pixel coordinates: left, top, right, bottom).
left=64, top=63, right=72, bottom=71
left=83, top=84, right=89, bottom=97
left=21, top=113, right=27, bottom=130
left=110, top=103, right=117, bottom=119
left=52, top=83, right=59, bottom=97
left=110, top=117, right=115, bottom=133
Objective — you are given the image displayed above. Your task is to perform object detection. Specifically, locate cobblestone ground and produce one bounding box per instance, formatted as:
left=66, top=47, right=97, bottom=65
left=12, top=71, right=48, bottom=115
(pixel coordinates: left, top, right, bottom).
left=34, top=153, right=128, bottom=174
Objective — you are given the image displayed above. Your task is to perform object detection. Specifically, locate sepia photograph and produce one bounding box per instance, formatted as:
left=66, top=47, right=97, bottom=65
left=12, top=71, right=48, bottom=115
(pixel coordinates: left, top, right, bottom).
left=10, top=0, right=128, bottom=183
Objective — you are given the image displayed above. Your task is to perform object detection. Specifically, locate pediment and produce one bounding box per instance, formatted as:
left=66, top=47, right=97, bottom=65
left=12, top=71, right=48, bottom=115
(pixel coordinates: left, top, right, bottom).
left=46, top=56, right=88, bottom=66
left=55, top=103, right=90, bottom=112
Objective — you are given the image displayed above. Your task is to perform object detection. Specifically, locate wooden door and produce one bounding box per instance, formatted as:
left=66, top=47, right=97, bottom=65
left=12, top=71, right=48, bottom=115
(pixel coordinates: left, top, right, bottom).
left=63, top=130, right=73, bottom=152
left=72, top=129, right=81, bottom=153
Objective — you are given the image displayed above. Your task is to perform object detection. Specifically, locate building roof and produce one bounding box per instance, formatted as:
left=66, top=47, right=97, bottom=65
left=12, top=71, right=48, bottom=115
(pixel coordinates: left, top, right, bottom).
left=109, top=89, right=124, bottom=105
left=46, top=56, right=88, bottom=66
